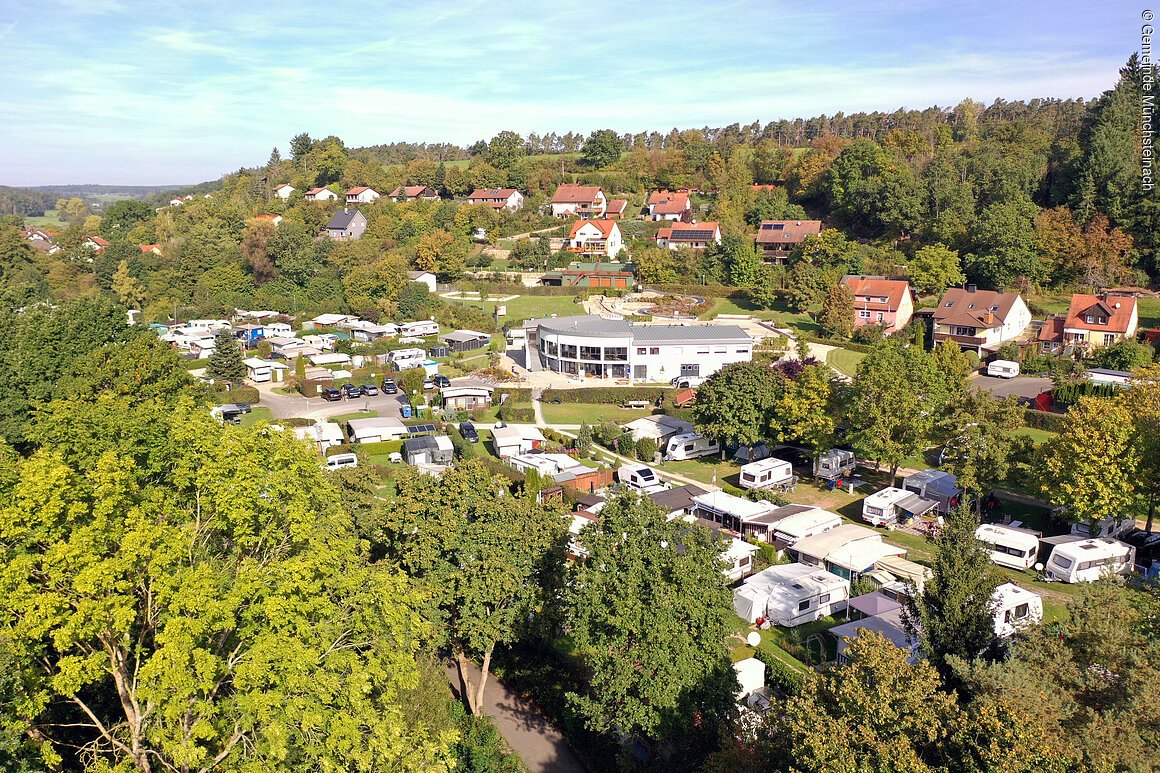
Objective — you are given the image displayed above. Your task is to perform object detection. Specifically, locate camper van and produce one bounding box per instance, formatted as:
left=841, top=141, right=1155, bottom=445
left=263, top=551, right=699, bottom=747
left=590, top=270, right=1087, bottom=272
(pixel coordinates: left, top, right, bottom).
left=1044, top=538, right=1135, bottom=583
left=732, top=563, right=850, bottom=627
left=399, top=320, right=440, bottom=337
left=986, top=359, right=1020, bottom=379
left=991, top=583, right=1043, bottom=637
left=387, top=348, right=427, bottom=370
left=663, top=432, right=720, bottom=461
left=861, top=487, right=937, bottom=527
left=618, top=464, right=667, bottom=494
left=1070, top=515, right=1135, bottom=539
left=324, top=453, right=359, bottom=471
left=975, top=524, right=1040, bottom=570
left=771, top=508, right=843, bottom=547
left=739, top=458, right=796, bottom=491
left=814, top=448, right=856, bottom=481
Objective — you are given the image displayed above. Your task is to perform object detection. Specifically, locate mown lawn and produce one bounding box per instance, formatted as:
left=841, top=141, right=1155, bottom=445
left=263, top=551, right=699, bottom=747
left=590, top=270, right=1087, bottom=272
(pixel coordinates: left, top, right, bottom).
left=443, top=291, right=585, bottom=325
left=328, top=410, right=379, bottom=424
left=1012, top=426, right=1056, bottom=444
left=541, top=402, right=653, bottom=425
left=826, top=348, right=866, bottom=377
left=23, top=210, right=65, bottom=227
left=239, top=407, right=275, bottom=427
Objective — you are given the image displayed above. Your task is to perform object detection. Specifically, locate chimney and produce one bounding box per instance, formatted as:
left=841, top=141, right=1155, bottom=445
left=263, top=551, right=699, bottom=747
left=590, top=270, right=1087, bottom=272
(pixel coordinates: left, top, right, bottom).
left=966, top=284, right=977, bottom=293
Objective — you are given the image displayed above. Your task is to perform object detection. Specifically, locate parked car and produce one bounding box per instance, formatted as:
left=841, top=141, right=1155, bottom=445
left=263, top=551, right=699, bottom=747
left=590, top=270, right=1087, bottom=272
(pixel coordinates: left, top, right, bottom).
left=422, top=378, right=435, bottom=390
left=320, top=387, right=342, bottom=402
left=341, top=383, right=361, bottom=398
left=232, top=403, right=253, bottom=414
left=459, top=421, right=479, bottom=442
left=671, top=375, right=705, bottom=389
left=360, top=384, right=379, bottom=396
left=433, top=375, right=452, bottom=388
left=381, top=378, right=398, bottom=394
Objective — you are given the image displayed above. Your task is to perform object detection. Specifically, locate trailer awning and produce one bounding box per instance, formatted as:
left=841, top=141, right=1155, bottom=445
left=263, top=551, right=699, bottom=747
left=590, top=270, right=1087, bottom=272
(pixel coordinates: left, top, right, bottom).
left=848, top=591, right=902, bottom=618
left=897, top=493, right=938, bottom=517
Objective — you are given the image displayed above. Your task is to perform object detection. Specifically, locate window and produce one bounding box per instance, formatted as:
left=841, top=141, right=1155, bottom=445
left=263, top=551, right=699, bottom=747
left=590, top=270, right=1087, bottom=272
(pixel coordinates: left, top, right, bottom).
left=818, top=594, right=831, bottom=604
left=680, top=364, right=700, bottom=376
left=696, top=347, right=710, bottom=354
left=1078, top=560, right=1094, bottom=571
left=797, top=600, right=811, bottom=612
left=605, top=347, right=628, bottom=361
left=544, top=340, right=557, bottom=355
left=1053, top=556, right=1073, bottom=569
left=650, top=347, right=660, bottom=355
left=736, top=348, right=747, bottom=353
left=1013, top=603, right=1029, bottom=619
left=579, top=346, right=602, bottom=360
left=1086, top=315, right=1095, bottom=324
left=713, top=347, right=727, bottom=354
left=1103, top=333, right=1116, bottom=346
left=636, top=347, right=647, bottom=355
left=859, top=310, right=871, bottom=319
left=876, top=312, right=885, bottom=322
left=560, top=344, right=577, bottom=359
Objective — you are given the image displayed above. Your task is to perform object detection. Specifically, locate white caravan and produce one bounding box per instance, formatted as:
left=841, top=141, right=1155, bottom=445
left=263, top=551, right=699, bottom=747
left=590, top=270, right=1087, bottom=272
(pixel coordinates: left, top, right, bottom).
left=770, top=508, right=843, bottom=547
left=1070, top=515, right=1135, bottom=539
left=324, top=452, right=359, bottom=470
left=861, top=487, right=937, bottom=527
left=739, top=458, right=795, bottom=491
left=387, top=347, right=427, bottom=370
left=399, top=320, right=440, bottom=337
left=618, top=464, right=667, bottom=494
left=663, top=432, right=720, bottom=461
left=975, top=524, right=1040, bottom=570
left=732, top=563, right=850, bottom=626
left=986, top=359, right=1020, bottom=378
left=991, top=583, right=1043, bottom=638
left=1044, top=538, right=1135, bottom=583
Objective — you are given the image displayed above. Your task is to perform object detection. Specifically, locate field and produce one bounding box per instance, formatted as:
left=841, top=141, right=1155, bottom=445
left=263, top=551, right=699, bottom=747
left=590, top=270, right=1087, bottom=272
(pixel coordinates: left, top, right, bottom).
left=825, top=348, right=866, bottom=377
left=541, top=402, right=653, bottom=425
left=443, top=291, right=584, bottom=324
left=23, top=209, right=64, bottom=227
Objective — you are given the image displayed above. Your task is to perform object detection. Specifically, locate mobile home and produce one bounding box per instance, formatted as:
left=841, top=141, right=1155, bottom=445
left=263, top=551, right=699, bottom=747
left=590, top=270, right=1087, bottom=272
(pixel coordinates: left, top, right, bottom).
left=771, top=508, right=843, bottom=547
left=986, top=359, right=1020, bottom=378
left=732, top=563, right=850, bottom=626
left=861, top=487, right=938, bottom=527
left=1044, top=538, right=1135, bottom=583
left=975, top=523, right=1041, bottom=570
left=739, top=458, right=796, bottom=491
left=618, top=464, right=666, bottom=494
left=387, top=347, right=427, bottom=370
left=663, top=432, right=720, bottom=461
left=814, top=448, right=856, bottom=481
left=1070, top=515, right=1135, bottom=539
left=399, top=320, right=440, bottom=337
left=990, top=583, right=1043, bottom=638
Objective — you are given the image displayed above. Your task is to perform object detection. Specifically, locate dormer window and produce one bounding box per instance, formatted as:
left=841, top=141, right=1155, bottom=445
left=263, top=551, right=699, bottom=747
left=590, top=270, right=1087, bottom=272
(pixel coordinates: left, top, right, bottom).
left=967, top=303, right=975, bottom=309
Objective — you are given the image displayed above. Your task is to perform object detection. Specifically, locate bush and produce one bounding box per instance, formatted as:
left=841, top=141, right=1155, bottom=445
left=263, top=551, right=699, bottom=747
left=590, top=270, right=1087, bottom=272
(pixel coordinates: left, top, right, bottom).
left=211, top=385, right=260, bottom=405
left=1024, top=408, right=1065, bottom=431
left=497, top=403, right=535, bottom=422
left=746, top=489, right=788, bottom=505
left=541, top=386, right=672, bottom=405
left=615, top=431, right=636, bottom=457
left=636, top=437, right=657, bottom=461
left=495, top=387, right=533, bottom=404
left=964, top=350, right=980, bottom=369
left=752, top=648, right=804, bottom=695
left=352, top=439, right=404, bottom=457
left=796, top=333, right=877, bottom=353
left=1052, top=381, right=1120, bottom=405
left=852, top=323, right=888, bottom=344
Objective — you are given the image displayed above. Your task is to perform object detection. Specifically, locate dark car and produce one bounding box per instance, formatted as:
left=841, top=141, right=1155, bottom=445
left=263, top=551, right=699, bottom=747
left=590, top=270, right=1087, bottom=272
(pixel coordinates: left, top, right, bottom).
left=381, top=378, right=398, bottom=394
left=341, top=383, right=361, bottom=398
left=320, top=387, right=342, bottom=402
left=360, top=384, right=379, bottom=396
left=232, top=402, right=253, bottom=414
left=459, top=421, right=479, bottom=442
left=432, top=374, right=452, bottom=388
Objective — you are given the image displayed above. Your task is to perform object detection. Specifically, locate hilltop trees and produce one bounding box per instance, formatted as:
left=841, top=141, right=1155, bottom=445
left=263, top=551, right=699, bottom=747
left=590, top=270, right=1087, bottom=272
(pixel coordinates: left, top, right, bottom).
left=581, top=129, right=624, bottom=168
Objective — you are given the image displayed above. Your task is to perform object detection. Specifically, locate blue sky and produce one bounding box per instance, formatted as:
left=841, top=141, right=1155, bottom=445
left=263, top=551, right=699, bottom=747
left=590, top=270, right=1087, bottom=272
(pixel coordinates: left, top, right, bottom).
left=0, top=0, right=1142, bottom=186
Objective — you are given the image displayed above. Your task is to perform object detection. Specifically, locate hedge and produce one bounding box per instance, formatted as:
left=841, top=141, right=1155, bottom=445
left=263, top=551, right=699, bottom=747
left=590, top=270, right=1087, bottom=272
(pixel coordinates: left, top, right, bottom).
left=351, top=439, right=404, bottom=457
left=541, top=386, right=674, bottom=405
left=752, top=648, right=805, bottom=695
left=495, top=387, right=533, bottom=404
left=498, top=403, right=535, bottom=422
left=212, top=385, right=260, bottom=405
left=1024, top=408, right=1066, bottom=432
left=797, top=333, right=877, bottom=354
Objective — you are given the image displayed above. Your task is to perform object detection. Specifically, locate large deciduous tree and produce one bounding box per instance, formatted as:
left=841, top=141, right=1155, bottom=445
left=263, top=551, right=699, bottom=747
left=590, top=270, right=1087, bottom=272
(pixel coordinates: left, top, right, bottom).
left=907, top=244, right=965, bottom=295
left=693, top=362, right=777, bottom=455
left=818, top=283, right=855, bottom=338
left=581, top=129, right=624, bottom=169
left=937, top=390, right=1024, bottom=509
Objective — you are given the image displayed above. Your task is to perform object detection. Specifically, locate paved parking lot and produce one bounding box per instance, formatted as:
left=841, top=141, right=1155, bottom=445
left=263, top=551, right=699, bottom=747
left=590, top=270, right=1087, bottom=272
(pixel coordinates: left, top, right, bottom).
left=969, top=374, right=1052, bottom=400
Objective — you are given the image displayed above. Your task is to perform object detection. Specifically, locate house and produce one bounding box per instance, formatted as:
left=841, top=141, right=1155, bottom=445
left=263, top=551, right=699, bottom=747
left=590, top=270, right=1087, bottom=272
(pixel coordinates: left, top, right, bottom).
left=254, top=214, right=283, bottom=227
left=466, top=188, right=524, bottom=211
left=691, top=491, right=782, bottom=541
left=840, top=276, right=915, bottom=334
left=605, top=199, right=628, bottom=219
left=550, top=184, right=607, bottom=218
left=138, top=244, right=162, bottom=254
left=346, top=417, right=407, bottom=444
left=441, top=329, right=490, bottom=352
left=440, top=378, right=494, bottom=411
left=403, top=435, right=455, bottom=466
left=932, top=287, right=1032, bottom=353
left=388, top=185, right=439, bottom=202
left=22, top=228, right=54, bottom=243
left=507, top=452, right=590, bottom=482
left=646, top=190, right=691, bottom=221
left=273, top=184, right=294, bottom=199
left=622, top=415, right=694, bottom=445
left=407, top=270, right=437, bottom=292
left=540, top=262, right=635, bottom=289
left=305, top=313, right=357, bottom=330
left=304, top=187, right=339, bottom=202
left=656, top=222, right=721, bottom=251
left=293, top=421, right=345, bottom=451
left=243, top=357, right=288, bottom=383
left=490, top=425, right=545, bottom=457
left=346, top=186, right=381, bottom=204
left=83, top=236, right=109, bottom=252
left=1038, top=293, right=1140, bottom=353
left=754, top=220, right=823, bottom=263
left=324, top=209, right=367, bottom=240
left=523, top=314, right=753, bottom=381
left=567, top=220, right=623, bottom=259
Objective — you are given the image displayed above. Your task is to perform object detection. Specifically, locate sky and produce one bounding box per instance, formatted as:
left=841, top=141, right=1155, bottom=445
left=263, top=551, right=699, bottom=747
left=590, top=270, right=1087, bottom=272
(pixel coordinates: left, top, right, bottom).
left=0, top=0, right=1144, bottom=186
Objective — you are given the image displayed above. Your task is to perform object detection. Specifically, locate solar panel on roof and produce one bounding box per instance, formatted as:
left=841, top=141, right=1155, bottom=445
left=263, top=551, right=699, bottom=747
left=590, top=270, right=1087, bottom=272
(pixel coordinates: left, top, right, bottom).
left=407, top=424, right=438, bottom=435
left=674, top=230, right=714, bottom=240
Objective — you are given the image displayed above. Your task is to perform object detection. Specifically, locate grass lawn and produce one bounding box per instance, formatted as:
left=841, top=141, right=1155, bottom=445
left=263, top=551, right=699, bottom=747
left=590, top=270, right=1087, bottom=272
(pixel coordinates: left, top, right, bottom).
left=541, top=403, right=653, bottom=425
left=23, top=209, right=64, bottom=227
left=328, top=410, right=379, bottom=424
left=655, top=456, right=743, bottom=486
left=826, top=348, right=866, bottom=377
left=239, top=407, right=275, bottom=428
left=1012, top=426, right=1056, bottom=444
left=444, top=291, right=584, bottom=325
left=1138, top=296, right=1160, bottom=328
left=728, top=614, right=821, bottom=670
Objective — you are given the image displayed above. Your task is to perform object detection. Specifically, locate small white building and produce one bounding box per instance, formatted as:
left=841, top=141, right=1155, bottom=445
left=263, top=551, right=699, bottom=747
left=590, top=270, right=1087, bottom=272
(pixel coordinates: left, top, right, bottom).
left=467, top=188, right=524, bottom=212
left=622, top=415, right=694, bottom=445
left=507, top=452, right=589, bottom=481
left=264, top=322, right=293, bottom=337
left=273, top=183, right=295, bottom=200
left=861, top=486, right=938, bottom=527
left=305, top=313, right=357, bottom=330
left=991, top=583, right=1043, bottom=638
left=345, top=186, right=380, bottom=204
left=293, top=421, right=345, bottom=451
left=346, top=417, right=408, bottom=444
left=304, top=187, right=339, bottom=202
left=491, top=425, right=545, bottom=458
left=733, top=563, right=850, bottom=626
left=691, top=491, right=780, bottom=541
left=347, top=321, right=397, bottom=343
left=309, top=352, right=352, bottom=367
left=739, top=458, right=795, bottom=491
left=407, top=271, right=438, bottom=292
left=243, top=357, right=288, bottom=383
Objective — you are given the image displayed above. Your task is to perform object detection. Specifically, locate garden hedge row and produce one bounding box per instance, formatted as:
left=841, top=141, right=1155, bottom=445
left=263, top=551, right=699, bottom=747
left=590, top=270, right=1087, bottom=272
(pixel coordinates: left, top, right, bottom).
left=212, top=385, right=260, bottom=405
left=1023, top=409, right=1066, bottom=432
left=498, top=403, right=535, bottom=422
left=541, top=386, right=674, bottom=405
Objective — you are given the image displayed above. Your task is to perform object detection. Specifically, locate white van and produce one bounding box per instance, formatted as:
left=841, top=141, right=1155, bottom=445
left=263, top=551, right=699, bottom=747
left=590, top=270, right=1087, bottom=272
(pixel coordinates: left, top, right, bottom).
left=975, top=523, right=1040, bottom=570
left=663, top=432, right=720, bottom=461
left=399, top=320, right=440, bottom=337
left=618, top=464, right=667, bottom=494
left=739, top=458, right=795, bottom=490
left=324, top=453, right=359, bottom=470
left=1044, top=538, right=1135, bottom=583
left=986, top=359, right=1020, bottom=379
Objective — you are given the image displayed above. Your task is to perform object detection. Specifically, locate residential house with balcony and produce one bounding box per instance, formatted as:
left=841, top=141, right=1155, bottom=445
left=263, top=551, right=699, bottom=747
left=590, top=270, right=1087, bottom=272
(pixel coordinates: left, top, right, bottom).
left=345, top=186, right=381, bottom=204
left=754, top=220, right=823, bottom=263
left=1037, top=293, right=1139, bottom=354
left=656, top=221, right=721, bottom=250
left=840, top=276, right=915, bottom=334
left=550, top=184, right=607, bottom=218
left=567, top=220, right=623, bottom=259
left=466, top=188, right=524, bottom=211
left=388, top=185, right=439, bottom=202
left=931, top=287, right=1031, bottom=353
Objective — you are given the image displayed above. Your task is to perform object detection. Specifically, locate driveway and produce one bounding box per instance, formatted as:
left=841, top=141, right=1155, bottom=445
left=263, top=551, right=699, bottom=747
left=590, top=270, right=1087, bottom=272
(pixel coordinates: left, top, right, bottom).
left=969, top=374, right=1052, bottom=400
left=254, top=382, right=408, bottom=420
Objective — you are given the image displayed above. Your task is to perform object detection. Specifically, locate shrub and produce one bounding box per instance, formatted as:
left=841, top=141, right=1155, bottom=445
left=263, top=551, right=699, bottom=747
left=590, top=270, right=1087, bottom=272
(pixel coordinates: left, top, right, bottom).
left=614, top=431, right=636, bottom=457
left=1024, top=408, right=1065, bottom=431
left=541, top=387, right=672, bottom=405
left=576, top=424, right=593, bottom=455
left=592, top=421, right=621, bottom=447
left=752, top=648, right=804, bottom=695
left=211, top=385, right=260, bottom=405
left=852, top=323, right=888, bottom=344
left=796, top=333, right=876, bottom=353
left=964, top=350, right=980, bottom=369
left=636, top=437, right=658, bottom=462
left=746, top=489, right=788, bottom=505
left=497, top=403, right=535, bottom=422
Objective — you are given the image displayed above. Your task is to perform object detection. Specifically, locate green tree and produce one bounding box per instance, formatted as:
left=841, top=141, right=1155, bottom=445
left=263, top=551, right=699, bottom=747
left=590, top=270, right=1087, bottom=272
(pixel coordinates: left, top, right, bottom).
left=938, top=390, right=1024, bottom=509
left=965, top=195, right=1043, bottom=288
left=1088, top=337, right=1154, bottom=371
left=99, top=199, right=154, bottom=236
left=111, top=259, right=146, bottom=308
left=908, top=244, right=966, bottom=295
left=575, top=423, right=593, bottom=456
left=563, top=493, right=734, bottom=759
left=636, top=436, right=658, bottom=462
left=693, top=362, right=778, bottom=455
left=398, top=366, right=427, bottom=405
left=289, top=131, right=313, bottom=162
left=397, top=281, right=432, bottom=320
left=771, top=363, right=835, bottom=452
left=205, top=329, right=247, bottom=388
left=581, top=129, right=624, bottom=168
left=818, top=283, right=855, bottom=338
left=1120, top=364, right=1160, bottom=532
left=485, top=130, right=525, bottom=170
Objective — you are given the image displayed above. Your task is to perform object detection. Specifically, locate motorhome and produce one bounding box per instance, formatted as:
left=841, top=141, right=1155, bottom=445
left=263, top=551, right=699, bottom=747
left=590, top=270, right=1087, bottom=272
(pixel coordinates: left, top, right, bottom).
left=975, top=523, right=1041, bottom=570
left=618, top=464, right=666, bottom=494
left=387, top=348, right=427, bottom=370
left=814, top=448, right=856, bottom=481
left=732, top=563, right=850, bottom=626
left=399, top=320, right=440, bottom=337
left=771, top=508, right=843, bottom=547
left=1044, top=538, right=1135, bottom=583
left=901, top=469, right=962, bottom=515
left=861, top=487, right=938, bottom=527
left=1070, top=515, right=1135, bottom=539
left=324, top=453, right=359, bottom=470
left=663, top=432, right=720, bottom=461
left=739, top=458, right=796, bottom=491
left=986, top=359, right=1020, bottom=378
left=991, top=583, right=1043, bottom=638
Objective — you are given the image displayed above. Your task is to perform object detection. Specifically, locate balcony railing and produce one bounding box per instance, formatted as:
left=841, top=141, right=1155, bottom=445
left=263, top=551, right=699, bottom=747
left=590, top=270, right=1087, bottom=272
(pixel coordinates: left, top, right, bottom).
left=933, top=331, right=988, bottom=346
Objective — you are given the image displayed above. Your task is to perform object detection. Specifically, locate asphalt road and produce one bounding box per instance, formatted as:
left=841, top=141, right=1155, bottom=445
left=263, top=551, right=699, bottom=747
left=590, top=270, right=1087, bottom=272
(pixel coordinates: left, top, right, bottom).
left=968, top=374, right=1053, bottom=401
left=254, top=382, right=409, bottom=420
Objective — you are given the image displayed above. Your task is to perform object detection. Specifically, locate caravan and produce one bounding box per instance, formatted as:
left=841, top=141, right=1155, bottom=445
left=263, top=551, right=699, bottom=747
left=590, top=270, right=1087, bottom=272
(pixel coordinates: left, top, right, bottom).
left=663, top=432, right=720, bottom=461
left=975, top=523, right=1040, bottom=570
left=618, top=464, right=667, bottom=494
left=732, top=563, right=850, bottom=626
left=991, top=583, right=1043, bottom=638
left=1044, top=538, right=1135, bottom=583
left=986, top=359, right=1020, bottom=378
left=387, top=347, right=427, bottom=370
left=771, top=508, right=843, bottom=547
left=814, top=449, right=856, bottom=481
left=739, top=458, right=796, bottom=491
left=1070, top=515, right=1135, bottom=539
left=399, top=320, right=440, bottom=337
left=861, top=487, right=938, bottom=527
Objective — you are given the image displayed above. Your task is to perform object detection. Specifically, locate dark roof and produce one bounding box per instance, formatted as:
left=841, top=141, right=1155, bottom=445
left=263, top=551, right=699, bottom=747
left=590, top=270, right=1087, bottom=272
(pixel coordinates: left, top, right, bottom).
left=326, top=209, right=363, bottom=230
left=403, top=436, right=438, bottom=453
left=648, top=483, right=709, bottom=512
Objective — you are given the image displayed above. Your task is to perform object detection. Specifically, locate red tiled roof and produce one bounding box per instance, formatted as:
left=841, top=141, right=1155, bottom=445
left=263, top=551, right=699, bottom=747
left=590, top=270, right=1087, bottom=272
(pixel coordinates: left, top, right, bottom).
left=347, top=186, right=371, bottom=195
left=1063, top=294, right=1137, bottom=334
left=88, top=236, right=109, bottom=247
left=305, top=187, right=328, bottom=195
left=754, top=220, right=823, bottom=245
left=552, top=184, right=603, bottom=204
left=606, top=199, right=628, bottom=214
left=933, top=288, right=1022, bottom=329
left=1037, top=315, right=1065, bottom=343
left=139, top=243, right=161, bottom=253
left=651, top=192, right=690, bottom=215
left=752, top=184, right=778, bottom=192
left=840, top=276, right=910, bottom=311
left=569, top=219, right=618, bottom=238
